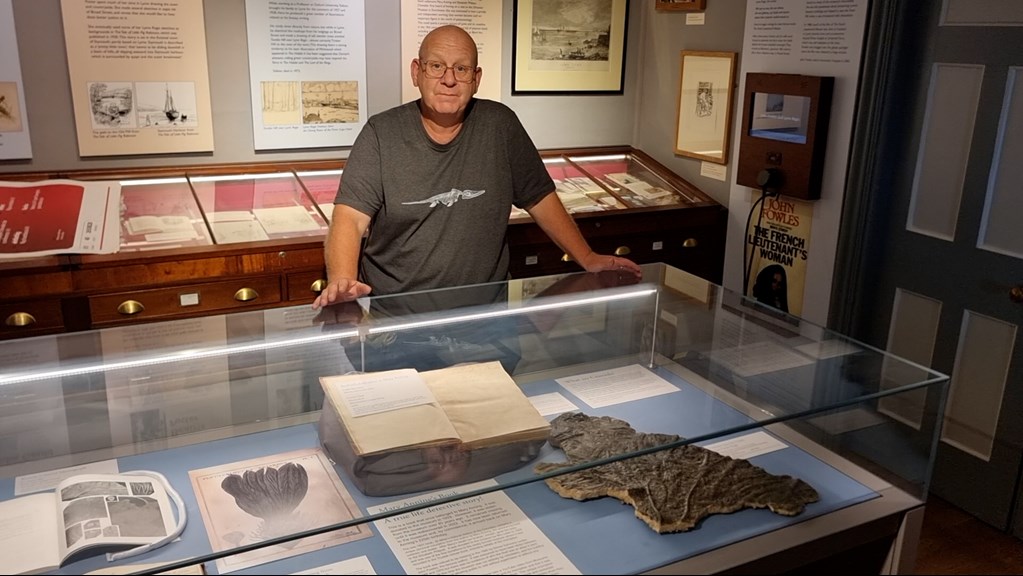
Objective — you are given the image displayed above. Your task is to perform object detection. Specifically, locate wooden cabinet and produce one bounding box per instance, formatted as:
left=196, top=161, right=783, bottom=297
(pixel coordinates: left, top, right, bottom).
left=0, top=148, right=725, bottom=339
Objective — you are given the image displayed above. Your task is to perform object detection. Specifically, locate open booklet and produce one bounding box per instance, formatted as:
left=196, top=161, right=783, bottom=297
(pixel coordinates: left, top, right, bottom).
left=2, top=473, right=177, bottom=575
left=318, top=361, right=552, bottom=495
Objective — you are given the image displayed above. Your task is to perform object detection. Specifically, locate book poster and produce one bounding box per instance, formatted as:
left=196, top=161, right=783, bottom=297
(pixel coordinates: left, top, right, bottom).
left=399, top=0, right=503, bottom=103
left=0, top=179, right=121, bottom=258
left=745, top=196, right=813, bottom=317
left=244, top=0, right=368, bottom=150
left=0, top=0, right=32, bottom=159
left=60, top=0, right=215, bottom=156
left=189, top=448, right=371, bottom=574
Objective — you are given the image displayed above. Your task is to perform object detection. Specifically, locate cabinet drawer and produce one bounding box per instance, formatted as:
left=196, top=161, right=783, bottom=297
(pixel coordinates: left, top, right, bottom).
left=286, top=270, right=328, bottom=303
left=88, top=276, right=283, bottom=326
left=0, top=300, right=65, bottom=339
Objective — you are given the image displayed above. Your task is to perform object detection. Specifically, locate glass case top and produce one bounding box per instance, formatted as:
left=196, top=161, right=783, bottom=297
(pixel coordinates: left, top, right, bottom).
left=296, top=169, right=342, bottom=224
left=118, top=177, right=214, bottom=251
left=190, top=172, right=329, bottom=244
left=566, top=151, right=714, bottom=207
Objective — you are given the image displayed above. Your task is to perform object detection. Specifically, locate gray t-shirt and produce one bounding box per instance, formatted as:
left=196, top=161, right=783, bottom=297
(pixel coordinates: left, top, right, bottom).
left=335, top=98, right=554, bottom=296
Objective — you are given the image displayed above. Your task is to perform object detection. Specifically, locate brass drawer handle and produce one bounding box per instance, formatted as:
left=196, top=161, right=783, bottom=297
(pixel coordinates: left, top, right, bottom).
left=310, top=279, right=327, bottom=293
left=234, top=287, right=259, bottom=302
left=5, top=312, right=36, bottom=327
left=682, top=238, right=698, bottom=248
left=614, top=246, right=631, bottom=256
left=1011, top=285, right=1023, bottom=303
left=117, top=300, right=145, bottom=316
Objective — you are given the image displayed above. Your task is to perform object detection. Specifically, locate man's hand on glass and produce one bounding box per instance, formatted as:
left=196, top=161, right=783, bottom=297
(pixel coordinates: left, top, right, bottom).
left=311, top=278, right=372, bottom=311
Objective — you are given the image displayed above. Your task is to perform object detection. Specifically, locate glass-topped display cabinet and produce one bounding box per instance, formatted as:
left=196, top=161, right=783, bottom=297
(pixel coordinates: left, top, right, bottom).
left=0, top=263, right=949, bottom=575
left=0, top=147, right=726, bottom=341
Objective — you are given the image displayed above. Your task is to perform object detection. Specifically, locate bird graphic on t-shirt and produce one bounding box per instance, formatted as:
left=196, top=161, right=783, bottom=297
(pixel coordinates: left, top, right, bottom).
left=402, top=188, right=485, bottom=207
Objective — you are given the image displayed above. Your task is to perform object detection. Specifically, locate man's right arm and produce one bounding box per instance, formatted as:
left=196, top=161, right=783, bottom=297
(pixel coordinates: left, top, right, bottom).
left=312, top=204, right=373, bottom=310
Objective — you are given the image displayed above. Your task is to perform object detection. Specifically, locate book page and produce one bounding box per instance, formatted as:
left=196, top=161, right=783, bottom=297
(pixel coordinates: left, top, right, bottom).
left=125, top=215, right=195, bottom=236
left=0, top=492, right=60, bottom=575
left=251, top=206, right=320, bottom=234
left=211, top=220, right=270, bottom=243
left=320, top=371, right=459, bottom=456
left=331, top=369, right=437, bottom=418
left=56, top=473, right=177, bottom=562
left=424, top=361, right=550, bottom=448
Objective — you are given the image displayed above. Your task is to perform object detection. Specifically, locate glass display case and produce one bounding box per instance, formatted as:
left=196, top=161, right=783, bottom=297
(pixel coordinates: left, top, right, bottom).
left=0, top=263, right=949, bottom=575
left=295, top=169, right=343, bottom=223
left=190, top=172, right=330, bottom=244
left=119, top=177, right=214, bottom=251
left=0, top=147, right=728, bottom=341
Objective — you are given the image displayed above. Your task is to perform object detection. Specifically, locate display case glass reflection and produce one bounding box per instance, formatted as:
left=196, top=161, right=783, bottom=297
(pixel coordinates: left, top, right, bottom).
left=543, top=157, right=628, bottom=215
left=191, top=172, right=328, bottom=244
left=296, top=169, right=342, bottom=223
left=118, top=177, right=213, bottom=251
left=567, top=153, right=711, bottom=208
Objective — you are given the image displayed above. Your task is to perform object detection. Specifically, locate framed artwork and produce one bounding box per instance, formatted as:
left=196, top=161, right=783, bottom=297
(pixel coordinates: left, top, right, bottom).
left=655, top=0, right=706, bottom=10
left=674, top=50, right=737, bottom=164
left=512, top=0, right=629, bottom=95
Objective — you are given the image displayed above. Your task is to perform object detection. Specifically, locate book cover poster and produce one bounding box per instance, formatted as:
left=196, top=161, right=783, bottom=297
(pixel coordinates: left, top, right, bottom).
left=745, top=196, right=813, bottom=317
left=189, top=448, right=371, bottom=574
left=0, top=180, right=121, bottom=258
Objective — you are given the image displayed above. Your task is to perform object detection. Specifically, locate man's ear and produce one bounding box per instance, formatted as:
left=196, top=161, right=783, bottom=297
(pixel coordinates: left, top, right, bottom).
left=472, top=67, right=482, bottom=95
left=411, top=59, right=422, bottom=88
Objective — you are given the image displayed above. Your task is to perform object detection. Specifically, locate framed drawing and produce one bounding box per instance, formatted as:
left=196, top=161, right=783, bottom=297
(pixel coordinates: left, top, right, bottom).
left=674, top=50, right=736, bottom=164
left=655, top=0, right=706, bottom=10
left=512, top=0, right=629, bottom=95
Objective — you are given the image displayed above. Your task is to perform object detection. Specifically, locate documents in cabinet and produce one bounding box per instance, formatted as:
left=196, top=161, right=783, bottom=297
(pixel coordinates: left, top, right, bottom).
left=318, top=361, right=551, bottom=496
left=1, top=473, right=178, bottom=575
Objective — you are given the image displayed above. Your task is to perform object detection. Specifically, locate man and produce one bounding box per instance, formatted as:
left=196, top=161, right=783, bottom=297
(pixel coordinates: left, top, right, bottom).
left=311, top=24, right=640, bottom=312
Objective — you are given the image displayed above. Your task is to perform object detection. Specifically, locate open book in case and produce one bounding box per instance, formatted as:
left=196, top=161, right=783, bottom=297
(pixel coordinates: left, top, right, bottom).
left=0, top=263, right=949, bottom=575
left=0, top=147, right=726, bottom=340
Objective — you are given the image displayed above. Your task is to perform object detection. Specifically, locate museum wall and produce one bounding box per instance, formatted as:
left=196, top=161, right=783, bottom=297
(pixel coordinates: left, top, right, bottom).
left=1, top=0, right=748, bottom=206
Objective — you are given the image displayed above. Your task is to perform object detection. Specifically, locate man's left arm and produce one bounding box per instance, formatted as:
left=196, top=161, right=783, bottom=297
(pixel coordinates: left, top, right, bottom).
left=525, top=192, right=641, bottom=276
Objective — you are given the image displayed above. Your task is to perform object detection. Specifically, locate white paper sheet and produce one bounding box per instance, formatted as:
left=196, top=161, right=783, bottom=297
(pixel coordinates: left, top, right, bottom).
left=555, top=364, right=680, bottom=408
left=368, top=480, right=579, bottom=575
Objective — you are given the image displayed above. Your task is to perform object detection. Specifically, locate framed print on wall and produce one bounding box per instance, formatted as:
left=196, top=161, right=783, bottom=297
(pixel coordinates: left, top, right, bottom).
left=674, top=50, right=737, bottom=164
left=512, top=0, right=629, bottom=95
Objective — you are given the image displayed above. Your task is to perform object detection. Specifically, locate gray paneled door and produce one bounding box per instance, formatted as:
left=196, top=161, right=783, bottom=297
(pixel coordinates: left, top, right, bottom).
left=835, top=1, right=1023, bottom=535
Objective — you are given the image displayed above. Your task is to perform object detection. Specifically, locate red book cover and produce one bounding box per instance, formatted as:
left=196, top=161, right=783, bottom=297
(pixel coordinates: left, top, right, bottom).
left=0, top=182, right=84, bottom=253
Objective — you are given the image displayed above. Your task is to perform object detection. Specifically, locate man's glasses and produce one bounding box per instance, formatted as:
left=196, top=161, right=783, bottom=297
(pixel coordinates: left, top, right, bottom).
left=419, top=60, right=477, bottom=83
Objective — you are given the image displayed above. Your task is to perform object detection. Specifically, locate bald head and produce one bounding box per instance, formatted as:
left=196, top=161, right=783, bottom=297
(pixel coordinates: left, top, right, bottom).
left=419, top=25, right=479, bottom=68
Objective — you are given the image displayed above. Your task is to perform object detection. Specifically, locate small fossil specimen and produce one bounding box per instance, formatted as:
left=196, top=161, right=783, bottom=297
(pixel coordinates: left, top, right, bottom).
left=535, top=413, right=820, bottom=533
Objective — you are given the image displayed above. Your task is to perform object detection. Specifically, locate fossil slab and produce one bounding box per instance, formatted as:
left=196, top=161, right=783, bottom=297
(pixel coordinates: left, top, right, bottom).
left=534, top=412, right=820, bottom=533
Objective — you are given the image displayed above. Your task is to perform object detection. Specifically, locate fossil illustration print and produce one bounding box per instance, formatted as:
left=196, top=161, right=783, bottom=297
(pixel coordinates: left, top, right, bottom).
left=221, top=462, right=310, bottom=544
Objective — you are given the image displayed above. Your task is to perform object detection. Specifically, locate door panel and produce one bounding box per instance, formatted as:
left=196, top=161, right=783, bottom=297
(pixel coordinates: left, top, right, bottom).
left=836, top=0, right=1023, bottom=535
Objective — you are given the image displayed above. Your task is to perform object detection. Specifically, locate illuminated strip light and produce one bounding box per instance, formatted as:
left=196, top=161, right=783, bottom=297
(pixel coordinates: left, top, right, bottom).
left=566, top=154, right=627, bottom=162
left=295, top=170, right=343, bottom=177
left=542, top=157, right=567, bottom=164
left=189, top=172, right=296, bottom=183
left=0, top=286, right=655, bottom=386
left=119, top=177, right=189, bottom=186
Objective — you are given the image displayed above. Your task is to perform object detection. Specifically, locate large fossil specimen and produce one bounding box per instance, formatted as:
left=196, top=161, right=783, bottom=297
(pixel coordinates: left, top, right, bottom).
left=535, top=413, right=820, bottom=533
